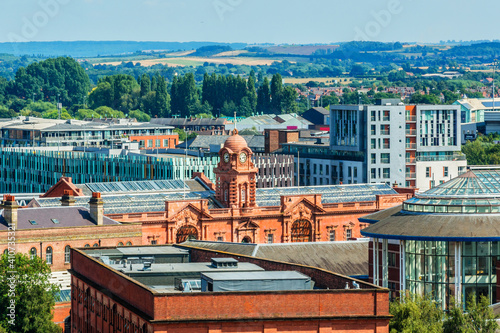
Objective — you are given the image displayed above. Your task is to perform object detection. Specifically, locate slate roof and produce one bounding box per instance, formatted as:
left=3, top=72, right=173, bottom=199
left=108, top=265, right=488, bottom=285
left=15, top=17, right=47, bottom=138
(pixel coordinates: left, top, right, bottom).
left=183, top=240, right=369, bottom=277
left=256, top=183, right=397, bottom=207
left=188, top=135, right=264, bottom=150
left=151, top=118, right=228, bottom=126
left=0, top=206, right=119, bottom=230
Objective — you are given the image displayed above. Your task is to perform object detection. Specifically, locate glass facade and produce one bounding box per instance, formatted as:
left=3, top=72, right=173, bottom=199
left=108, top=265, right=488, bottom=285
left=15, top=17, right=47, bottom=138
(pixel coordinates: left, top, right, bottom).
left=0, top=148, right=219, bottom=193
left=405, top=240, right=499, bottom=308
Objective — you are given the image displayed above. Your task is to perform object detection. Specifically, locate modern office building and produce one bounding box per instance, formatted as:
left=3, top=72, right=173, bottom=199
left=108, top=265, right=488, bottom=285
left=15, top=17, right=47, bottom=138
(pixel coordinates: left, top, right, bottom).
left=69, top=244, right=392, bottom=332
left=0, top=116, right=178, bottom=149
left=330, top=101, right=467, bottom=191
left=360, top=167, right=500, bottom=308
left=0, top=147, right=220, bottom=193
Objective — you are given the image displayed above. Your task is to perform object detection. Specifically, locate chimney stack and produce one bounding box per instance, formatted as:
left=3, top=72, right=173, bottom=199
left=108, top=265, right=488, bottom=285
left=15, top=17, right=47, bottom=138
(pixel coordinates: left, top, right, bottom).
left=89, top=192, right=104, bottom=225
left=2, top=195, right=18, bottom=230
left=61, top=190, right=76, bottom=206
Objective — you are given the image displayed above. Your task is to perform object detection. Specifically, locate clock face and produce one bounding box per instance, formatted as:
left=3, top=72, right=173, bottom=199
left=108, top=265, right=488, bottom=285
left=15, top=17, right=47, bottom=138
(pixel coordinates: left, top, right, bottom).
left=239, top=152, right=247, bottom=163
left=223, top=153, right=230, bottom=163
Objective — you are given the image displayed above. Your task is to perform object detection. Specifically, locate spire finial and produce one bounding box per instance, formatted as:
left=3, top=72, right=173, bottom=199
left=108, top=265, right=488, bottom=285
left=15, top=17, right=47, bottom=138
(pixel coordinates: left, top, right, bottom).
left=234, top=110, right=237, bottom=131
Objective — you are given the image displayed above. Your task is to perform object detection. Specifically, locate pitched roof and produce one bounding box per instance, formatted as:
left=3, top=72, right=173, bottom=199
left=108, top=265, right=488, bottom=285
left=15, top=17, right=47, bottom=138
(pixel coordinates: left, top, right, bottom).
left=183, top=240, right=369, bottom=277
left=0, top=206, right=119, bottom=230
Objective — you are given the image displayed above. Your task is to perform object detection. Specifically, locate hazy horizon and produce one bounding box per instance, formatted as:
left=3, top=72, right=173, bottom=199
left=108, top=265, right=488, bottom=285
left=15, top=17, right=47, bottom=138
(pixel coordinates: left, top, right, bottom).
left=1, top=0, right=498, bottom=45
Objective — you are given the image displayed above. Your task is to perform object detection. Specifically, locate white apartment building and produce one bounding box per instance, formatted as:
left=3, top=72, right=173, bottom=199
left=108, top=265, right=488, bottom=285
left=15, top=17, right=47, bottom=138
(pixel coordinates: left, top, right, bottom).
left=330, top=100, right=467, bottom=191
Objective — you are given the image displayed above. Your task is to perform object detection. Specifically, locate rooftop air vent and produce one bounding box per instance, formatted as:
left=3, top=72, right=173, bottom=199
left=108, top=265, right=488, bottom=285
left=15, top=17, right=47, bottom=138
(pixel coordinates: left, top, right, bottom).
left=211, top=258, right=238, bottom=268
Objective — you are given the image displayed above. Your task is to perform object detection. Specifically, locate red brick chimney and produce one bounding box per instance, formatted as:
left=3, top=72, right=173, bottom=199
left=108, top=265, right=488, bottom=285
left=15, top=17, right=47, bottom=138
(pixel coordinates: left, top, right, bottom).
left=89, top=192, right=104, bottom=225
left=2, top=195, right=18, bottom=230
left=61, top=190, right=76, bottom=206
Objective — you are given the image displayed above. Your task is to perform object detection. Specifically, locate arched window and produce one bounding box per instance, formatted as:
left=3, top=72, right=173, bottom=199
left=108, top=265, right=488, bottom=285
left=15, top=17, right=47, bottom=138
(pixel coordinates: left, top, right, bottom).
left=64, top=245, right=71, bottom=263
left=126, top=241, right=132, bottom=246
left=176, top=225, right=198, bottom=243
left=242, top=236, right=252, bottom=243
left=118, top=242, right=124, bottom=246
left=30, top=247, right=37, bottom=259
left=46, top=246, right=53, bottom=265
left=93, top=243, right=99, bottom=247
left=241, top=188, right=246, bottom=203
left=291, top=220, right=312, bottom=242
left=84, top=244, right=90, bottom=248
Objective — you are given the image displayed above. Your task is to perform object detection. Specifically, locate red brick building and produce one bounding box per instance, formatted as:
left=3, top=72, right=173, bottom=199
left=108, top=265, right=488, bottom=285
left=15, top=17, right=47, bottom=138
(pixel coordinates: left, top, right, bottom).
left=0, top=193, right=142, bottom=329
left=70, top=244, right=391, bottom=333
left=32, top=130, right=414, bottom=247
left=111, top=130, right=414, bottom=245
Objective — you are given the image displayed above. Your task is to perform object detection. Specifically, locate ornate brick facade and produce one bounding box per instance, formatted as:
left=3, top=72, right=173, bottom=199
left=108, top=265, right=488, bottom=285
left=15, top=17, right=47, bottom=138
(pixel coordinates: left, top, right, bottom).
left=108, top=131, right=414, bottom=245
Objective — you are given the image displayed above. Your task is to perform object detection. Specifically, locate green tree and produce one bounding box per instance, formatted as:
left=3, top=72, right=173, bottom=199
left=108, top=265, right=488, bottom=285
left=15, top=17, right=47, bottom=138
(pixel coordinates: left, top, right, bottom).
left=270, top=73, right=283, bottom=113
left=389, top=293, right=444, bottom=333
left=88, top=74, right=139, bottom=112
left=0, top=252, right=61, bottom=333
left=0, top=105, right=17, bottom=118
left=75, top=108, right=97, bottom=120
left=139, top=74, right=151, bottom=97
left=154, top=74, right=170, bottom=117
left=281, top=86, right=299, bottom=114
left=256, top=77, right=271, bottom=113
left=444, top=295, right=498, bottom=333
left=173, top=128, right=187, bottom=142
left=7, top=57, right=90, bottom=108
left=41, top=108, right=72, bottom=120
left=410, top=93, right=441, bottom=104
left=94, top=106, right=125, bottom=118
left=129, top=110, right=151, bottom=122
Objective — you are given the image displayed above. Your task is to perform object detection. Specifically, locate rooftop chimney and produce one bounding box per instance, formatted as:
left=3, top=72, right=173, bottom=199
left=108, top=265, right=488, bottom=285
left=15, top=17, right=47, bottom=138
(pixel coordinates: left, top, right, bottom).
left=2, top=195, right=18, bottom=230
left=60, top=190, right=76, bottom=206
left=89, top=192, right=104, bottom=226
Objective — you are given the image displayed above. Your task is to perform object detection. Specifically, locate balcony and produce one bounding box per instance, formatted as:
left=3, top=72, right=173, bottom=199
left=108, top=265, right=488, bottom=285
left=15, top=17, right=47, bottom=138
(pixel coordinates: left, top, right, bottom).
left=416, top=154, right=467, bottom=162
left=405, top=115, right=416, bottom=122
left=406, top=157, right=416, bottom=164
left=405, top=143, right=416, bottom=149
left=405, top=129, right=417, bottom=136
left=406, top=172, right=416, bottom=179
left=380, top=130, right=390, bottom=135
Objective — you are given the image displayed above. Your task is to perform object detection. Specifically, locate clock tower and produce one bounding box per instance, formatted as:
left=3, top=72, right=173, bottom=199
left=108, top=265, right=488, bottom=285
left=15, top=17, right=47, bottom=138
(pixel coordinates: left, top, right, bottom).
left=214, top=129, right=258, bottom=209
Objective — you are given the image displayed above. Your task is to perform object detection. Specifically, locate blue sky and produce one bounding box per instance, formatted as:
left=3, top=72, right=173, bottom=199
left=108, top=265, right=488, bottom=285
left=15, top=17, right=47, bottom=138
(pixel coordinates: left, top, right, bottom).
left=1, top=0, right=498, bottom=44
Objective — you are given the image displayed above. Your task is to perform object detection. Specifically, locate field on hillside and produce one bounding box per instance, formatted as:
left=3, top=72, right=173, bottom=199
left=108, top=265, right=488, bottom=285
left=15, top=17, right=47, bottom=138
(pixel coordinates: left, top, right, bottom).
left=94, top=56, right=281, bottom=67
left=262, top=45, right=340, bottom=55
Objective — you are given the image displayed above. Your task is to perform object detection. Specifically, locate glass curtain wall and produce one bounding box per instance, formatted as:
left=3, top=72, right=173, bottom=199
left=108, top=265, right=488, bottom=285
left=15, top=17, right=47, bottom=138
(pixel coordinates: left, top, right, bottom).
left=405, top=240, right=499, bottom=308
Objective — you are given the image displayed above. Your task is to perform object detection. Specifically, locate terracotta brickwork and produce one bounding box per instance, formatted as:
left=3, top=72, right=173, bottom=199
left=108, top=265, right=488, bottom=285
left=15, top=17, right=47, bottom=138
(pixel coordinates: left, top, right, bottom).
left=0, top=223, right=142, bottom=271
left=70, top=247, right=391, bottom=333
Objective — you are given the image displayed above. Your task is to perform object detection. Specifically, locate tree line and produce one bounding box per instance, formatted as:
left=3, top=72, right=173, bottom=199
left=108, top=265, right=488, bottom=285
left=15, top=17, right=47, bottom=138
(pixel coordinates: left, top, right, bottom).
left=0, top=57, right=302, bottom=120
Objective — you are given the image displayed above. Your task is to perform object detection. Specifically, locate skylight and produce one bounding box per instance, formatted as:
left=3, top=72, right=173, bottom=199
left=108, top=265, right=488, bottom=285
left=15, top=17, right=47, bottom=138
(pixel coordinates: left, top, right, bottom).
left=28, top=220, right=38, bottom=225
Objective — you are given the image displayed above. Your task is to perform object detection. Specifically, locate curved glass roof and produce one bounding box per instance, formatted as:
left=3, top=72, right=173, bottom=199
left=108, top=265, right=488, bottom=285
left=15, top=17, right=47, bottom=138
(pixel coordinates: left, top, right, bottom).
left=403, top=169, right=500, bottom=214
left=424, top=170, right=500, bottom=198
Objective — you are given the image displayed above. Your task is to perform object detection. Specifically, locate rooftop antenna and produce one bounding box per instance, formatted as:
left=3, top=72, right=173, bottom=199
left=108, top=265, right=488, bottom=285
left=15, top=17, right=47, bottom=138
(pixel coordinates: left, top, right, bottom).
left=234, top=111, right=237, bottom=132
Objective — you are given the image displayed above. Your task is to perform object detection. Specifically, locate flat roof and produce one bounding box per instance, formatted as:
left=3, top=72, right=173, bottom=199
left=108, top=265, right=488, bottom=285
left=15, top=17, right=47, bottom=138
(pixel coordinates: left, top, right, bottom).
left=110, top=262, right=264, bottom=274
left=84, top=246, right=189, bottom=257
left=202, top=271, right=309, bottom=281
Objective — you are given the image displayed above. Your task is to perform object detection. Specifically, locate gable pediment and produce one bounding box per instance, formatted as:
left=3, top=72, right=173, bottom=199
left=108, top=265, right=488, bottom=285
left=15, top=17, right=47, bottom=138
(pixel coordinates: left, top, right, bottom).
left=282, top=197, right=326, bottom=217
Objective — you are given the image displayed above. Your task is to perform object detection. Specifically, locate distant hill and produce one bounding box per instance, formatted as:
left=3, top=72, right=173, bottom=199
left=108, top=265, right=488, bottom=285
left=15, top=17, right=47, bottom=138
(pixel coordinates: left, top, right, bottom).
left=0, top=41, right=247, bottom=58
